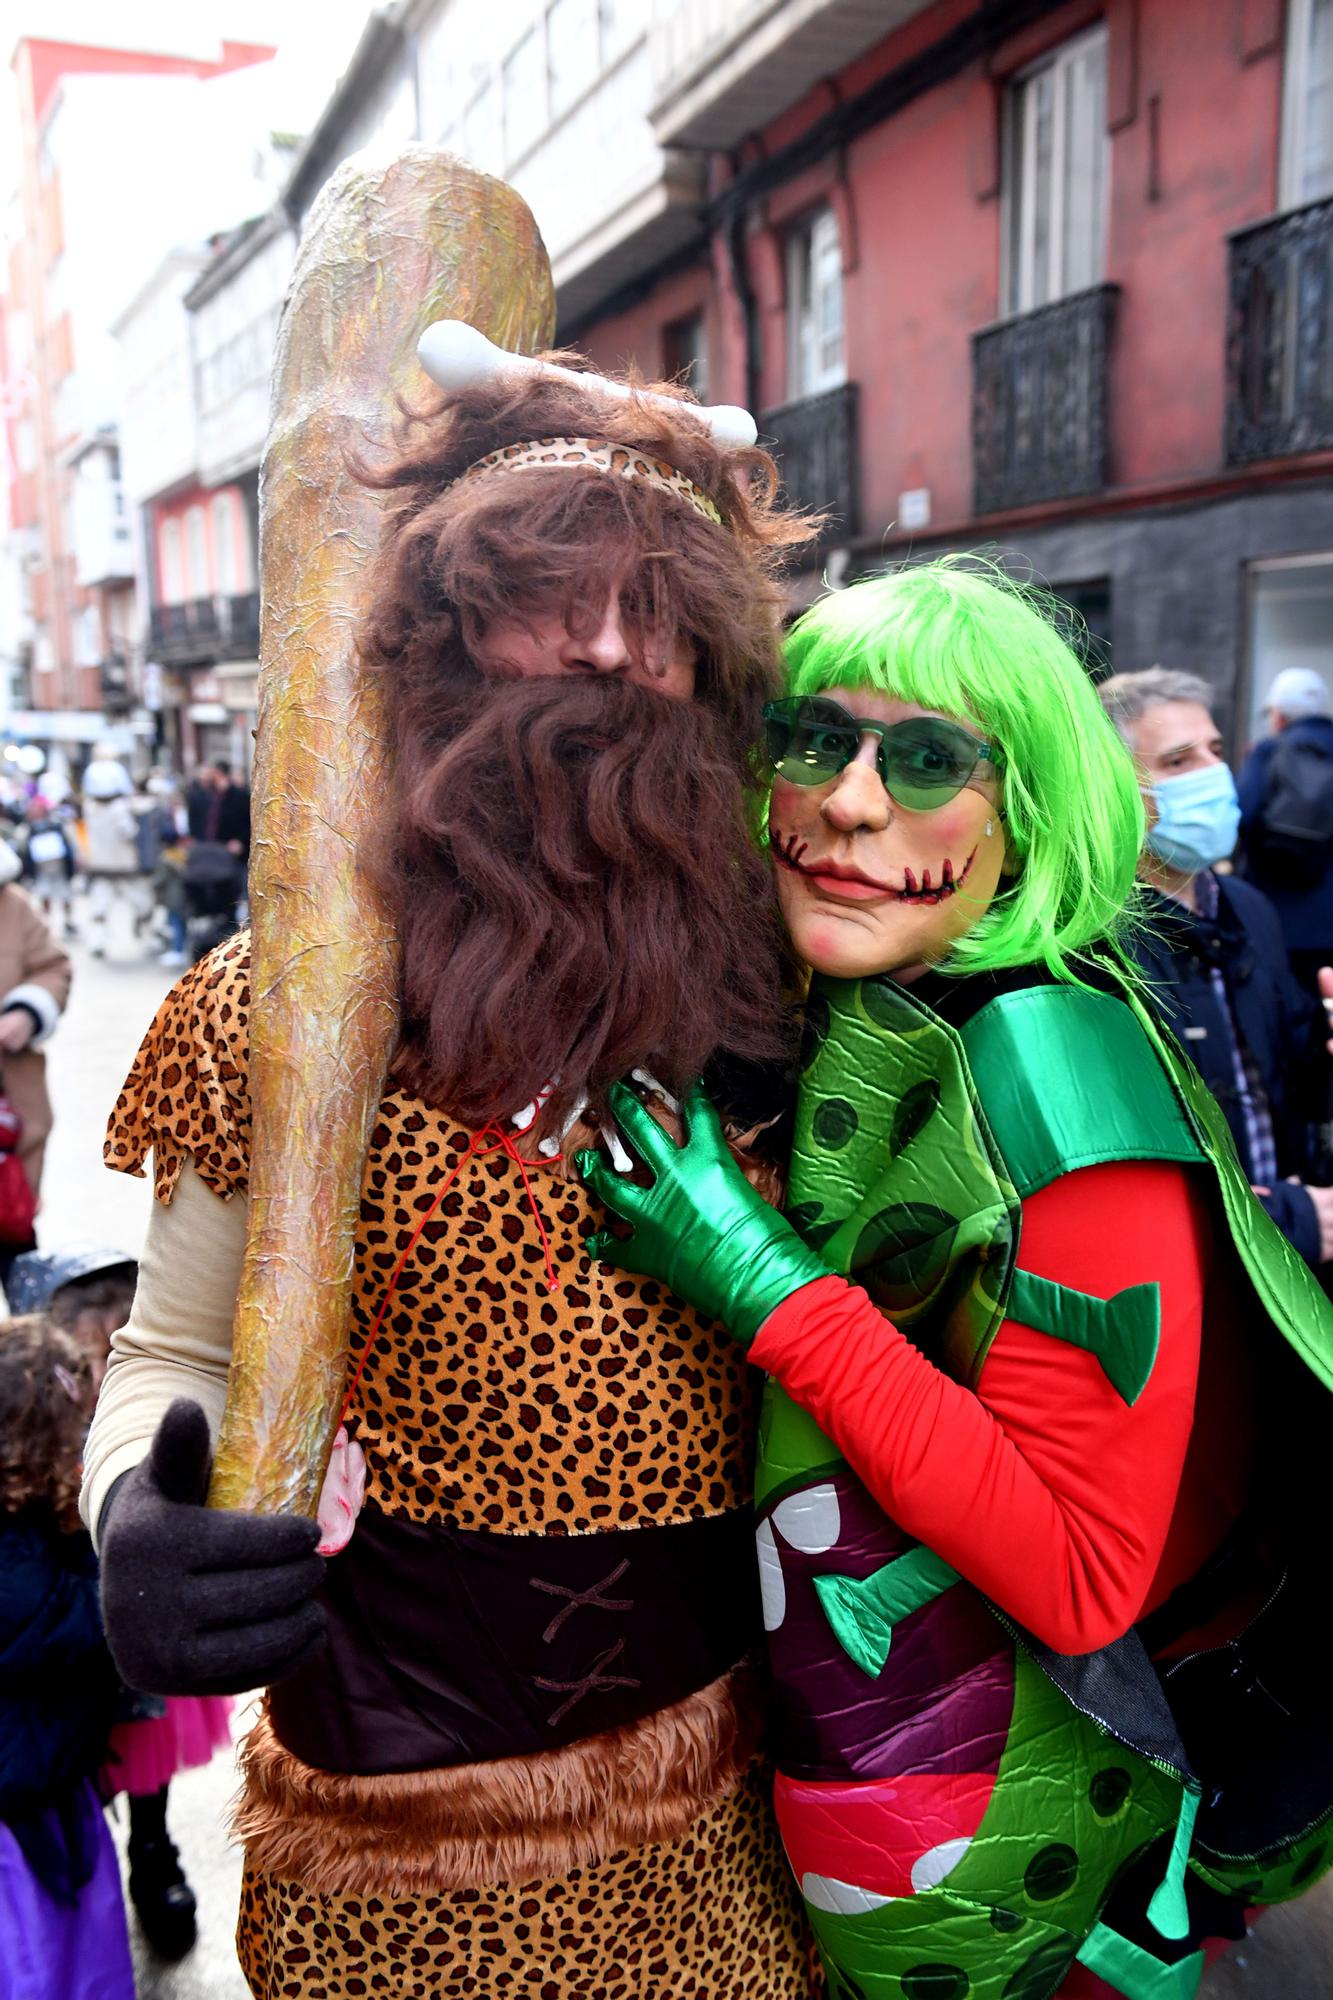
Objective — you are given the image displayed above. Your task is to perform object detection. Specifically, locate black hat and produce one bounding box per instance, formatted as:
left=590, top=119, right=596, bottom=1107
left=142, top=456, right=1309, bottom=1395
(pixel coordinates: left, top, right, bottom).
left=6, top=1243, right=136, bottom=1317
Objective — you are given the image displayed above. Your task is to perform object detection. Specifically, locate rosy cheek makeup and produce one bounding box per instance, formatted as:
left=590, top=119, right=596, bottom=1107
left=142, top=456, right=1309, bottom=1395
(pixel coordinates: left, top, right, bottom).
left=922, top=802, right=971, bottom=846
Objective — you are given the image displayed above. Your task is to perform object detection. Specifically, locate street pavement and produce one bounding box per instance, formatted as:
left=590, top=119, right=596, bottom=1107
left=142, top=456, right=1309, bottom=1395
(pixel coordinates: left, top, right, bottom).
left=30, top=911, right=1333, bottom=1997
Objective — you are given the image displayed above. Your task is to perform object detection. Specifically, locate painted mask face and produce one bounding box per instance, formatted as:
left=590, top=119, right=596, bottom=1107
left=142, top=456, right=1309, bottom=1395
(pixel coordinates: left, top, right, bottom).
left=472, top=568, right=697, bottom=699
left=767, top=687, right=1007, bottom=981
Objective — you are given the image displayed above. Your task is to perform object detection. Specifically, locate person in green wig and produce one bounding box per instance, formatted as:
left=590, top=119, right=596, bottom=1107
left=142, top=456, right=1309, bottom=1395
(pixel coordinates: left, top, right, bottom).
left=580, top=557, right=1333, bottom=2000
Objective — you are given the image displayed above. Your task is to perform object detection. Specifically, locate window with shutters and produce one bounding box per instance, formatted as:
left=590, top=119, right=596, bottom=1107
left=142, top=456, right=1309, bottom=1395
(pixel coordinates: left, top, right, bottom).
left=186, top=505, right=208, bottom=599
left=1282, top=0, right=1333, bottom=208
left=787, top=207, right=845, bottom=399
left=161, top=519, right=184, bottom=605
left=548, top=0, right=599, bottom=117
left=1003, top=25, right=1109, bottom=316
left=212, top=493, right=240, bottom=597
left=503, top=29, right=547, bottom=163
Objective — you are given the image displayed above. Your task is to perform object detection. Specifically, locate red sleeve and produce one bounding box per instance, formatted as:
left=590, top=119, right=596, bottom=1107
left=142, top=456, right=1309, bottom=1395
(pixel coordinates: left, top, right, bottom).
left=749, top=1159, right=1207, bottom=1654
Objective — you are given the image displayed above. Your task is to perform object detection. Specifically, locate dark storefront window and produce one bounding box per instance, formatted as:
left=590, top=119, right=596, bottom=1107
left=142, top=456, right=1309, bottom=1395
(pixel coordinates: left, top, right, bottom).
left=1051, top=578, right=1113, bottom=679
left=663, top=313, right=708, bottom=399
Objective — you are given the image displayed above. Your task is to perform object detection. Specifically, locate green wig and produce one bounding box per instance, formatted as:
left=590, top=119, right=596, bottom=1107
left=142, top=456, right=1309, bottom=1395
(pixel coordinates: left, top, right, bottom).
left=780, top=557, right=1146, bottom=984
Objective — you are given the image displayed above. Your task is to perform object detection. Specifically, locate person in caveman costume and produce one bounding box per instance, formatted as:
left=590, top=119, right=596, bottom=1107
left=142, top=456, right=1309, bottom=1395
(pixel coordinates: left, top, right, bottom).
left=80, top=157, right=819, bottom=1997
left=583, top=560, right=1333, bottom=2000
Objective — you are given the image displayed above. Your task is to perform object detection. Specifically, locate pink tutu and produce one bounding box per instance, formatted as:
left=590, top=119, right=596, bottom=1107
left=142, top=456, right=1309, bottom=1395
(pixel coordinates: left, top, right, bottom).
left=104, top=1696, right=234, bottom=1799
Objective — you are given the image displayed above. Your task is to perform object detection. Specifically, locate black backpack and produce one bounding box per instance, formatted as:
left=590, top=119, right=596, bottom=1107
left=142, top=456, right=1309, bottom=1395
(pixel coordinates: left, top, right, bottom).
left=1254, top=731, right=1333, bottom=885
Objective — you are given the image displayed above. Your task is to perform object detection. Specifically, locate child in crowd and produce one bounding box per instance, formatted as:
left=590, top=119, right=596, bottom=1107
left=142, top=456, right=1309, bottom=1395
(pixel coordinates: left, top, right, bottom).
left=8, top=1245, right=233, bottom=1957
left=0, top=1315, right=134, bottom=2000
left=142, top=774, right=191, bottom=968
left=8, top=1245, right=138, bottom=1390
left=17, top=797, right=78, bottom=942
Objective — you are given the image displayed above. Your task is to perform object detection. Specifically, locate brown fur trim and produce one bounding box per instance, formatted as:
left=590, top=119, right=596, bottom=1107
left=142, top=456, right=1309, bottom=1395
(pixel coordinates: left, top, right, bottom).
left=233, top=1663, right=763, bottom=1898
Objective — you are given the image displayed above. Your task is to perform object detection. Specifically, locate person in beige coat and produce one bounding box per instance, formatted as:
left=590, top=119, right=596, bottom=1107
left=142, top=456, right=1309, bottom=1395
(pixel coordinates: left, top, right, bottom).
left=0, top=840, right=72, bottom=1238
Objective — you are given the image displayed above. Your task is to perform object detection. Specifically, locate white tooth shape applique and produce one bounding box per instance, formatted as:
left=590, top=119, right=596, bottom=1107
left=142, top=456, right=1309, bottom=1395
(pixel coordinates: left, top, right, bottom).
left=801, top=1873, right=896, bottom=1915
left=910, top=1837, right=973, bottom=1894
left=756, top=1516, right=786, bottom=1632
left=757, top=1484, right=842, bottom=1634
left=772, top=1483, right=841, bottom=1555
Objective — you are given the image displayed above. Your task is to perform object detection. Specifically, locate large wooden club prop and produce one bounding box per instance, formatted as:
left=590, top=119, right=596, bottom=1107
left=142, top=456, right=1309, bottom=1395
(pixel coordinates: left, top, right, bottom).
left=206, top=148, right=555, bottom=1515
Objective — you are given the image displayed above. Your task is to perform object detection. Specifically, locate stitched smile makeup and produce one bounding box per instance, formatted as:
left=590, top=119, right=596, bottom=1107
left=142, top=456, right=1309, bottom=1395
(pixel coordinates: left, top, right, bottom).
left=771, top=830, right=978, bottom=906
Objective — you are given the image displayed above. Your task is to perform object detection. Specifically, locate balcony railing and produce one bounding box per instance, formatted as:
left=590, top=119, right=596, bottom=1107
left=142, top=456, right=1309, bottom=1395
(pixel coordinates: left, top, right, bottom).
left=225, top=591, right=260, bottom=656
left=972, top=284, right=1119, bottom=515
left=1226, top=196, right=1333, bottom=464
left=148, top=593, right=259, bottom=666
left=759, top=381, right=860, bottom=542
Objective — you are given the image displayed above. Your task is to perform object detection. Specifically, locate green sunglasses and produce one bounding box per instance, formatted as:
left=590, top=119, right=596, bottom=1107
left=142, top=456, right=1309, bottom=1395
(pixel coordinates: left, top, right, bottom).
left=763, top=695, right=999, bottom=812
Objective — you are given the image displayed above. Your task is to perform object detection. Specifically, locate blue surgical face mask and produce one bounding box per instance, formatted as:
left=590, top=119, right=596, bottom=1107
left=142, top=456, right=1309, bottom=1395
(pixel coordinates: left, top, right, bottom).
left=1146, top=763, right=1240, bottom=873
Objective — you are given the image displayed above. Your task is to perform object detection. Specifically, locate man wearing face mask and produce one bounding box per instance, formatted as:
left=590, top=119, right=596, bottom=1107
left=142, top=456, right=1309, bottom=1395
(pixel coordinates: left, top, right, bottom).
left=1100, top=667, right=1333, bottom=1268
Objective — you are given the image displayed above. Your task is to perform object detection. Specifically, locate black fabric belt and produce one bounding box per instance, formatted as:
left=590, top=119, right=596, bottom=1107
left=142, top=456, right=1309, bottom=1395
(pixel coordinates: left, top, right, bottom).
left=268, top=1503, right=759, bottom=1775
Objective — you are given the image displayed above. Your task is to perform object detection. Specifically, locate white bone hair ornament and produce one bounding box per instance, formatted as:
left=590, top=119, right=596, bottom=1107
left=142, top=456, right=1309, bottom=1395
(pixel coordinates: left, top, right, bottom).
left=417, top=319, right=758, bottom=449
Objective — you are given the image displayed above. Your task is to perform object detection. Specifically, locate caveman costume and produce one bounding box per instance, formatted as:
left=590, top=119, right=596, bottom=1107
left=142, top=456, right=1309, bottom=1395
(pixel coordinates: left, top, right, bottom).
left=584, top=565, right=1333, bottom=2000
left=81, top=153, right=814, bottom=1996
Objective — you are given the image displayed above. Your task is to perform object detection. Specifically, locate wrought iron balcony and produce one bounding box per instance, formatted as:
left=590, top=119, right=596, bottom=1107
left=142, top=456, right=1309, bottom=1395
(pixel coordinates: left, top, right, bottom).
left=148, top=593, right=259, bottom=666
left=972, top=284, right=1119, bottom=515
left=1227, top=196, right=1333, bottom=464
left=225, top=592, right=260, bottom=656
left=759, top=381, right=860, bottom=542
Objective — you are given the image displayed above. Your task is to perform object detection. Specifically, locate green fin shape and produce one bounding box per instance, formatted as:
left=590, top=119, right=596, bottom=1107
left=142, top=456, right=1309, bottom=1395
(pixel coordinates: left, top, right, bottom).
left=1007, top=1267, right=1161, bottom=1406
left=1148, top=1785, right=1202, bottom=1942
left=814, top=1545, right=960, bottom=1678
left=1076, top=1920, right=1206, bottom=2000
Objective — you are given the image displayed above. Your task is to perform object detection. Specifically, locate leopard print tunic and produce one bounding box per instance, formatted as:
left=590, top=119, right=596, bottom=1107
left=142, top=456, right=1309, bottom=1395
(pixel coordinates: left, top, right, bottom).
left=107, top=935, right=815, bottom=1998
left=106, top=931, right=755, bottom=1539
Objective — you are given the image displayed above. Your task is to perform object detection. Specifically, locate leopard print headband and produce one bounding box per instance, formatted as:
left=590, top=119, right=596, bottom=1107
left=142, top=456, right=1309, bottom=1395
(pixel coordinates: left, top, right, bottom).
left=450, top=436, right=725, bottom=526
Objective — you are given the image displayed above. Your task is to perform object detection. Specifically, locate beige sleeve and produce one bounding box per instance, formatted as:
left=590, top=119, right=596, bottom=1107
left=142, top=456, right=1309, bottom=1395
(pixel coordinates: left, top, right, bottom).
left=80, top=1158, right=248, bottom=1546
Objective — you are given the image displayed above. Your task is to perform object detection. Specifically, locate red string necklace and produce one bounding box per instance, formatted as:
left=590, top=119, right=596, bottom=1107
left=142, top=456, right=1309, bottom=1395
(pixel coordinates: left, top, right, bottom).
left=338, top=1112, right=564, bottom=1428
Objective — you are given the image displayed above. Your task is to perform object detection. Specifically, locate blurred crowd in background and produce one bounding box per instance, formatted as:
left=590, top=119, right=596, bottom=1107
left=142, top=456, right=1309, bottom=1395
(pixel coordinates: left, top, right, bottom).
left=0, top=747, right=249, bottom=967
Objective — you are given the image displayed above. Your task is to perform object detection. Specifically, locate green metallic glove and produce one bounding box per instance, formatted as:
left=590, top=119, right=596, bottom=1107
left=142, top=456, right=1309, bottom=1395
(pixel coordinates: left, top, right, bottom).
left=576, top=1081, right=830, bottom=1344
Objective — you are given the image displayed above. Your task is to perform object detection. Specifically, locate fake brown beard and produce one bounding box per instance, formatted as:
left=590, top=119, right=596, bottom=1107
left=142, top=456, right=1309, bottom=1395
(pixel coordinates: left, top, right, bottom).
left=385, top=674, right=791, bottom=1133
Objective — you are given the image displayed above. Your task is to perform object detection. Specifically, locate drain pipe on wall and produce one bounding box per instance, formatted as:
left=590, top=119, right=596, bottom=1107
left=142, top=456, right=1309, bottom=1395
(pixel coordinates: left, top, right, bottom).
left=723, top=197, right=761, bottom=428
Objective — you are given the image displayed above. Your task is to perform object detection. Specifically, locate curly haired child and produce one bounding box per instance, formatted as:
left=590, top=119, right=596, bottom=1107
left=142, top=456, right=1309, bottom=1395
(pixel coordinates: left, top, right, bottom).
left=8, top=1243, right=233, bottom=1956
left=0, top=1314, right=133, bottom=2000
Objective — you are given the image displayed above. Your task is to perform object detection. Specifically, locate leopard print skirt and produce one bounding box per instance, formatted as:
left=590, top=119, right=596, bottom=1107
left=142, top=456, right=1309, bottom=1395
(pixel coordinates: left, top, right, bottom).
left=237, top=1758, right=817, bottom=1999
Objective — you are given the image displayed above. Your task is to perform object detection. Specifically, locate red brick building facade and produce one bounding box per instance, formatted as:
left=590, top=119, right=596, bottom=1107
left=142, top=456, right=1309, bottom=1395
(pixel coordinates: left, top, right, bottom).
left=3, top=35, right=272, bottom=721
left=573, top=0, right=1333, bottom=741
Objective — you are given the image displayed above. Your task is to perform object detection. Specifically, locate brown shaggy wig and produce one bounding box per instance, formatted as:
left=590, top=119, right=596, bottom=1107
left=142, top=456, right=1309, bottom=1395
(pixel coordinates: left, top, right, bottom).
left=359, top=358, right=811, bottom=1131
left=0, top=1315, right=93, bottom=1534
left=360, top=354, right=812, bottom=739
